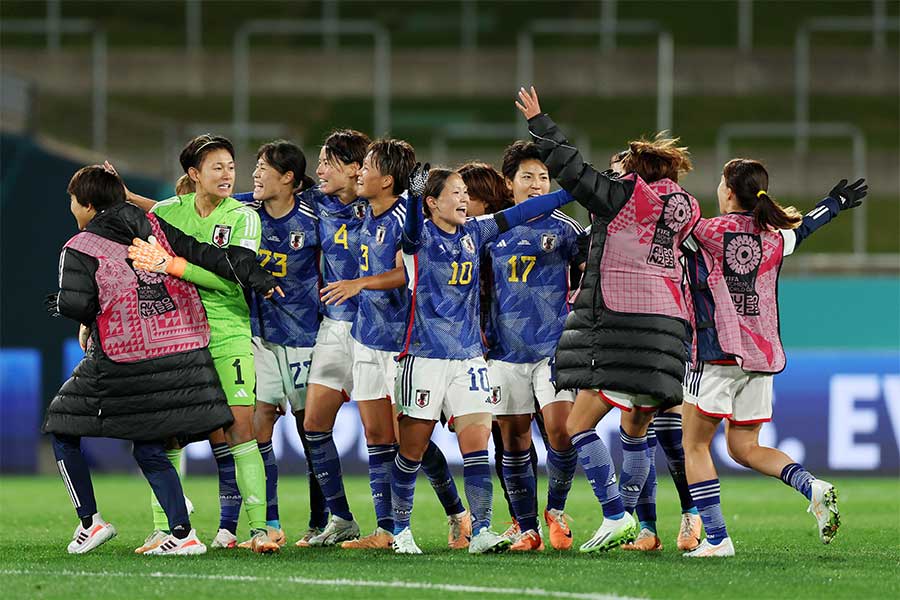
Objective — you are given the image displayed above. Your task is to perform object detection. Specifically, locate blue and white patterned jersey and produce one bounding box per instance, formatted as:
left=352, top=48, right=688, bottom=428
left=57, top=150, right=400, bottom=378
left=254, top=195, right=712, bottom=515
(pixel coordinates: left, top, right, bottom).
left=484, top=210, right=585, bottom=363
left=304, top=188, right=368, bottom=323
left=402, top=217, right=500, bottom=360
left=234, top=192, right=322, bottom=347
left=351, top=198, right=409, bottom=352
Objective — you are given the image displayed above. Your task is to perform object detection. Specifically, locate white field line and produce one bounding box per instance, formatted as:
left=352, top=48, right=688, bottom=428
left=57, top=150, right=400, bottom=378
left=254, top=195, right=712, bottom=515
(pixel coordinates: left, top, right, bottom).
left=0, top=568, right=648, bottom=600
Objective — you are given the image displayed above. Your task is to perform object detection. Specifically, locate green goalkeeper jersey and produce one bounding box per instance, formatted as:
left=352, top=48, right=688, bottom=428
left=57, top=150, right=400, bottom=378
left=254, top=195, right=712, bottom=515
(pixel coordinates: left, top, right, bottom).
left=151, top=193, right=262, bottom=357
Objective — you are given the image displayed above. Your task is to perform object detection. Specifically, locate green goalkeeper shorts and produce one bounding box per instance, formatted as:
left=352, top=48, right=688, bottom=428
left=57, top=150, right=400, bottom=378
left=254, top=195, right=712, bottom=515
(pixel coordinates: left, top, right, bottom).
left=213, top=354, right=256, bottom=407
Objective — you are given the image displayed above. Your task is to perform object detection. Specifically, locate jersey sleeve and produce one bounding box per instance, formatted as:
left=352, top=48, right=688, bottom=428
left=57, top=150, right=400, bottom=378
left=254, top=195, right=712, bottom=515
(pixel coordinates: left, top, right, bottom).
left=232, top=206, right=262, bottom=253
left=182, top=262, right=233, bottom=292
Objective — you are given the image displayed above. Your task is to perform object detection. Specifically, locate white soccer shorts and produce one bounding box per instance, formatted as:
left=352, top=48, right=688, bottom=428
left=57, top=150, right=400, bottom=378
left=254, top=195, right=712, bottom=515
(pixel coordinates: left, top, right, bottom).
left=683, top=362, right=774, bottom=425
left=252, top=337, right=313, bottom=413
left=487, top=357, right=575, bottom=416
left=306, top=317, right=354, bottom=395
left=395, top=355, right=495, bottom=421
left=350, top=338, right=397, bottom=402
left=595, top=389, right=659, bottom=413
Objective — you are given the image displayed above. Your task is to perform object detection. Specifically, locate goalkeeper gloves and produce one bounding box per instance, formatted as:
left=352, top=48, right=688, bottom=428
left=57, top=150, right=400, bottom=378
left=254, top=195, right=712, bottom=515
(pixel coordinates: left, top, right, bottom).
left=128, top=236, right=187, bottom=278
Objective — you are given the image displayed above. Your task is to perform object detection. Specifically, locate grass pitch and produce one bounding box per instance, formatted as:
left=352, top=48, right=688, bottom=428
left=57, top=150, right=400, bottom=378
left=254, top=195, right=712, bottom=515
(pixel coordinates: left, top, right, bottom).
left=1, top=474, right=897, bottom=599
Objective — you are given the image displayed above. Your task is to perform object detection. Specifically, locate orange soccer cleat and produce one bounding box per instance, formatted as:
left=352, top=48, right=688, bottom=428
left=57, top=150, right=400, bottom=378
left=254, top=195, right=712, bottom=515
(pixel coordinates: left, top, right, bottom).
left=621, top=528, right=662, bottom=551
left=340, top=527, right=393, bottom=549
left=677, top=512, right=703, bottom=551
left=544, top=509, right=574, bottom=551
left=510, top=529, right=544, bottom=551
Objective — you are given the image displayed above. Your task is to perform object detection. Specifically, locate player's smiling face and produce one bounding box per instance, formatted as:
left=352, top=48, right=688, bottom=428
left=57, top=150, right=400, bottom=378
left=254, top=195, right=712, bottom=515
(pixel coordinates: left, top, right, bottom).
left=356, top=151, right=390, bottom=199
left=508, top=159, right=550, bottom=204
left=191, top=148, right=235, bottom=200
left=429, top=173, right=469, bottom=227
left=252, top=155, right=291, bottom=202
left=316, top=146, right=358, bottom=196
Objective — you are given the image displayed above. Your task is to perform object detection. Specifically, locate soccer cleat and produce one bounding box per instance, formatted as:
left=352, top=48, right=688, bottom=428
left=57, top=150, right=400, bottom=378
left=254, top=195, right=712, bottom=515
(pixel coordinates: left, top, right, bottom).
left=544, top=509, right=574, bottom=551
left=808, top=479, right=840, bottom=544
left=683, top=537, right=735, bottom=558
left=500, top=519, right=521, bottom=543
left=468, top=528, right=513, bottom=554
left=144, top=529, right=207, bottom=556
left=677, top=512, right=702, bottom=551
left=391, top=527, right=423, bottom=554
left=340, top=527, right=393, bottom=549
left=307, top=515, right=360, bottom=546
left=510, top=529, right=544, bottom=551
left=294, top=527, right=324, bottom=548
left=237, top=526, right=286, bottom=549
left=67, top=514, right=117, bottom=554
left=134, top=529, right=167, bottom=554
left=210, top=528, right=238, bottom=549
left=447, top=510, right=472, bottom=549
left=249, top=528, right=281, bottom=553
left=579, top=512, right=638, bottom=553
left=621, top=528, right=662, bottom=551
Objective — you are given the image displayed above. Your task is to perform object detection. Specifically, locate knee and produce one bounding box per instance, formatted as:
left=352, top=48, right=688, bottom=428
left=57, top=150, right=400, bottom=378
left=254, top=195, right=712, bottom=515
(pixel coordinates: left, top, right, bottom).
left=565, top=415, right=585, bottom=439
left=364, top=426, right=396, bottom=446
left=547, top=425, right=571, bottom=452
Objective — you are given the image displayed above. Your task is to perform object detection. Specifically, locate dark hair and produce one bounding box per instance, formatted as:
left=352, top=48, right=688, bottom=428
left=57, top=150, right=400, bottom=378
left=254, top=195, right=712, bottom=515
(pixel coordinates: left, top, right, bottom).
left=257, top=139, right=315, bottom=191
left=457, top=161, right=513, bottom=215
left=620, top=131, right=692, bottom=184
left=422, top=168, right=455, bottom=218
left=323, top=129, right=371, bottom=167
left=178, top=134, right=235, bottom=174
left=68, top=165, right=126, bottom=211
left=723, top=158, right=801, bottom=231
left=367, top=138, right=416, bottom=195
left=501, top=140, right=544, bottom=181
left=175, top=174, right=195, bottom=196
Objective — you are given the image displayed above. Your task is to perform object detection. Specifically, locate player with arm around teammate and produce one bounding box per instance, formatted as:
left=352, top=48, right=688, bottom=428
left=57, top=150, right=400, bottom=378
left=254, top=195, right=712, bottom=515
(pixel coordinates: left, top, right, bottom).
left=680, top=161, right=866, bottom=557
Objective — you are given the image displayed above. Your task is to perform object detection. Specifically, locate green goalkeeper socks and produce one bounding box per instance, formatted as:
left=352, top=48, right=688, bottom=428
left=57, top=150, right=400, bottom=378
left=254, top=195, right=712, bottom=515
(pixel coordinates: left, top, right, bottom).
left=150, top=448, right=184, bottom=532
left=231, top=440, right=267, bottom=531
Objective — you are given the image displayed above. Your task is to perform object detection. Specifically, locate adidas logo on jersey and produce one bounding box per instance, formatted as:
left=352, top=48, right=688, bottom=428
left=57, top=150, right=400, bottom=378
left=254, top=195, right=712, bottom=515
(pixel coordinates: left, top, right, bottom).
left=496, top=240, right=508, bottom=248
left=517, top=239, right=532, bottom=246
left=234, top=389, right=250, bottom=398
left=267, top=235, right=281, bottom=242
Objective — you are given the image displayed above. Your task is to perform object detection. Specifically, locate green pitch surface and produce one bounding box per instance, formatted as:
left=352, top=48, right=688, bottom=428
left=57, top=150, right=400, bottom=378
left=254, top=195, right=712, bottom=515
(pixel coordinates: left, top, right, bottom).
left=1, top=475, right=897, bottom=599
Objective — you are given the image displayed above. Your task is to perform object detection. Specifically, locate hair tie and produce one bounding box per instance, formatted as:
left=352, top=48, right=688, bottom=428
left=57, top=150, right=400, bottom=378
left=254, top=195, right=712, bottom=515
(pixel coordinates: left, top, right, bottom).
left=756, top=190, right=767, bottom=198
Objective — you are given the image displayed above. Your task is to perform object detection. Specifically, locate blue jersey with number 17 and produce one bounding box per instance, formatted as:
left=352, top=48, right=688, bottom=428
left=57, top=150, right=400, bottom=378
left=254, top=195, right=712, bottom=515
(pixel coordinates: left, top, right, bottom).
left=401, top=216, right=500, bottom=360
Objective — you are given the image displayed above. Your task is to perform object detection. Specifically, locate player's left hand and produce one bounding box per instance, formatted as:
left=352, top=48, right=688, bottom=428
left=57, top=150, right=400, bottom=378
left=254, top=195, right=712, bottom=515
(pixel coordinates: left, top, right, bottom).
left=828, top=178, right=867, bottom=211
left=515, top=86, right=542, bottom=120
left=320, top=279, right=364, bottom=305
left=264, top=286, right=285, bottom=300
left=44, top=292, right=61, bottom=317
left=407, top=162, right=430, bottom=198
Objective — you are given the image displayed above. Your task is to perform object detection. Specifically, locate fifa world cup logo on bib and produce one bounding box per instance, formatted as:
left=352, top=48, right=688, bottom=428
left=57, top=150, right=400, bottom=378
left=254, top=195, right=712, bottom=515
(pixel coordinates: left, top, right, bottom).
left=647, top=193, right=692, bottom=269
left=723, top=232, right=762, bottom=316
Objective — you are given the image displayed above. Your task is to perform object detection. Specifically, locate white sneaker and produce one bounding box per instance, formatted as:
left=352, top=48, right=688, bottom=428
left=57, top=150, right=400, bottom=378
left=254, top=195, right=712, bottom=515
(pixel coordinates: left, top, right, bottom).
left=67, top=514, right=117, bottom=554
left=307, top=515, right=360, bottom=546
left=579, top=512, right=637, bottom=553
left=134, top=529, right=168, bottom=554
left=210, top=528, right=238, bottom=549
left=468, top=528, right=512, bottom=554
left=683, top=537, right=735, bottom=558
left=392, top=527, right=423, bottom=554
left=145, top=529, right=207, bottom=556
left=808, top=479, right=840, bottom=544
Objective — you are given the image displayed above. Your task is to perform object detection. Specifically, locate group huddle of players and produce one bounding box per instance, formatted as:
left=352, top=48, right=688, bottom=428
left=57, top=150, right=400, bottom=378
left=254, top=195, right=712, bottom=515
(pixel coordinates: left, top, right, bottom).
left=46, top=86, right=866, bottom=558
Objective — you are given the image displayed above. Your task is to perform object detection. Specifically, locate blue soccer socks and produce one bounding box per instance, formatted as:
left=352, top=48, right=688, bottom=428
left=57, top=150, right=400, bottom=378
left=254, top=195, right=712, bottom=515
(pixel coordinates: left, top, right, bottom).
left=572, top=430, right=625, bottom=520
left=546, top=445, right=578, bottom=512
left=463, top=450, right=494, bottom=534
left=306, top=431, right=353, bottom=522
left=780, top=463, right=815, bottom=500
left=368, top=444, right=397, bottom=532
left=689, top=479, right=728, bottom=545
left=502, top=450, right=538, bottom=532
left=391, top=453, right=420, bottom=533
left=422, top=441, right=465, bottom=516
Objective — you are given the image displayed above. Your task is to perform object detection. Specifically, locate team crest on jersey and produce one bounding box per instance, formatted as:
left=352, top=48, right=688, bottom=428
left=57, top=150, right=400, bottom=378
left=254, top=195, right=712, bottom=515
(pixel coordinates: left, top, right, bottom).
left=540, top=233, right=557, bottom=252
left=489, top=386, right=502, bottom=405
left=415, top=389, right=431, bottom=408
left=353, top=202, right=367, bottom=219
left=375, top=224, right=387, bottom=245
left=212, top=224, right=232, bottom=248
left=460, top=235, right=476, bottom=255
left=289, top=231, right=305, bottom=250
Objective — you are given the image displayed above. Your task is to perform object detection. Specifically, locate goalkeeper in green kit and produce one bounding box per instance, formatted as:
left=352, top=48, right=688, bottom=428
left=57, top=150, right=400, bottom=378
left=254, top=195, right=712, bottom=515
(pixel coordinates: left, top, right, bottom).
left=114, top=134, right=283, bottom=553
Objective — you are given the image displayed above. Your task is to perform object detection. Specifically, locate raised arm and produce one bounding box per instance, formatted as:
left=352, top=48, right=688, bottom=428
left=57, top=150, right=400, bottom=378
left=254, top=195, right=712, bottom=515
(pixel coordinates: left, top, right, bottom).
left=516, top=86, right=634, bottom=218
left=401, top=163, right=428, bottom=254
left=782, top=178, right=867, bottom=256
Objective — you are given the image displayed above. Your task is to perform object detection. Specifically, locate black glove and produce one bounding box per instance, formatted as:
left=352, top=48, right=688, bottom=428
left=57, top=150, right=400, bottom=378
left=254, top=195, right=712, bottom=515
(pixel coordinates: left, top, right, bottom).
left=407, top=162, right=430, bottom=198
left=828, top=178, right=867, bottom=211
left=44, top=292, right=61, bottom=317
left=247, top=267, right=279, bottom=298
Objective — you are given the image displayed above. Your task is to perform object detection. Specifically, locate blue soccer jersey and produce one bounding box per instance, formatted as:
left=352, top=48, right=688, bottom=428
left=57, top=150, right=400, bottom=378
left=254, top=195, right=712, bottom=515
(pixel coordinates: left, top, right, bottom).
left=351, top=198, right=409, bottom=352
left=234, top=192, right=322, bottom=347
left=305, top=188, right=368, bottom=322
left=484, top=210, right=585, bottom=363
left=402, top=217, right=500, bottom=360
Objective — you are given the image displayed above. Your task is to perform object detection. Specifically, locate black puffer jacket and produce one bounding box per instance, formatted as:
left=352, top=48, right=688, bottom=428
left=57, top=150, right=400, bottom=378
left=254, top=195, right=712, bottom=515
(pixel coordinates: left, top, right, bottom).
left=529, top=114, right=690, bottom=406
left=42, top=202, right=276, bottom=442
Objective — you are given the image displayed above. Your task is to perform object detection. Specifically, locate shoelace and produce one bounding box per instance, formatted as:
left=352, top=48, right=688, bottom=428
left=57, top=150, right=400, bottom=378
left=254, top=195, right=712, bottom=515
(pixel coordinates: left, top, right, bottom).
left=679, top=514, right=694, bottom=538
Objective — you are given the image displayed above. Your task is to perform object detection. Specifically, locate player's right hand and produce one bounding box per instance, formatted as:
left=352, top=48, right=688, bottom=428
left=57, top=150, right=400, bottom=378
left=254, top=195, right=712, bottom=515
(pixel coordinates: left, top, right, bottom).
left=128, top=236, right=186, bottom=277
left=407, top=162, right=430, bottom=198
left=515, top=86, right=542, bottom=120
left=828, top=178, right=867, bottom=211
left=44, top=292, right=61, bottom=317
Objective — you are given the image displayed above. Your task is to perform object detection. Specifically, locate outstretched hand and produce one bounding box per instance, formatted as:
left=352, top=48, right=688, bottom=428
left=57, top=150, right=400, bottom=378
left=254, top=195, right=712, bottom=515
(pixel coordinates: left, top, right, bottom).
left=320, top=279, right=364, bottom=306
left=407, top=162, right=430, bottom=198
left=828, top=178, right=867, bottom=211
left=515, top=86, right=542, bottom=120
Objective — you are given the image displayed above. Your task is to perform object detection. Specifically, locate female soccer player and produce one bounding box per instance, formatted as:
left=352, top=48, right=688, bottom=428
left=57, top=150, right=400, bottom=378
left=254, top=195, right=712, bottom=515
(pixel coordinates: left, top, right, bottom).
left=482, top=144, right=586, bottom=551
left=517, top=86, right=700, bottom=553
left=389, top=164, right=577, bottom=554
left=680, top=162, right=866, bottom=557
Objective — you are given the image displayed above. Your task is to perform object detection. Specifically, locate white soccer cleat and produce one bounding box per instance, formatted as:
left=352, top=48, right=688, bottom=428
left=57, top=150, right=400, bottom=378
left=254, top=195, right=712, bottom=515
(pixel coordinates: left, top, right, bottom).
left=67, top=514, right=117, bottom=554
left=210, top=528, right=238, bottom=549
left=808, top=479, right=840, bottom=544
left=500, top=520, right=521, bottom=543
left=134, top=529, right=168, bottom=554
left=579, top=512, right=637, bottom=553
left=307, top=515, right=360, bottom=546
left=468, top=528, right=512, bottom=554
left=683, top=537, right=735, bottom=558
left=144, top=529, right=207, bottom=556
left=391, top=527, right=423, bottom=554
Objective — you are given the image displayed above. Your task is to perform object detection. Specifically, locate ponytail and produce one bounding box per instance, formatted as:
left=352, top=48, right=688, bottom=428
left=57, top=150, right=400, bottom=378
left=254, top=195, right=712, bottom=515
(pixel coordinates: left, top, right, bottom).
left=175, top=174, right=195, bottom=196
left=723, top=158, right=801, bottom=231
